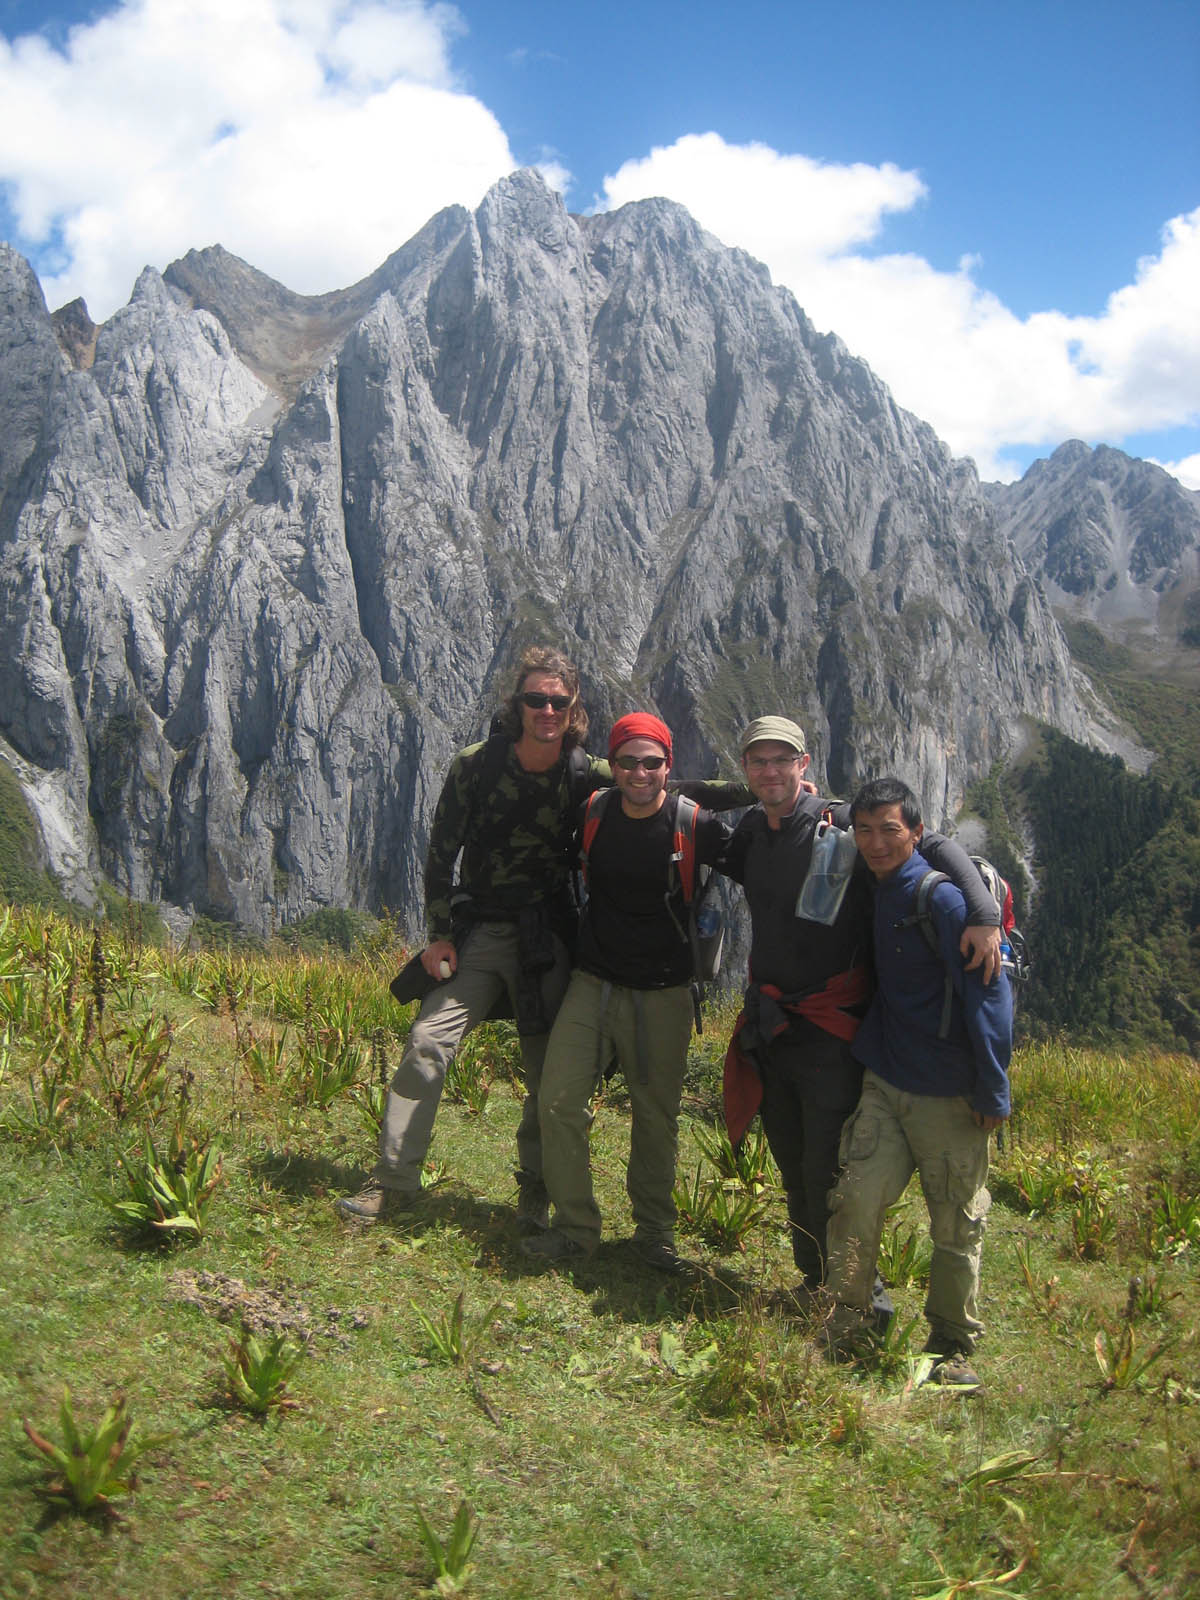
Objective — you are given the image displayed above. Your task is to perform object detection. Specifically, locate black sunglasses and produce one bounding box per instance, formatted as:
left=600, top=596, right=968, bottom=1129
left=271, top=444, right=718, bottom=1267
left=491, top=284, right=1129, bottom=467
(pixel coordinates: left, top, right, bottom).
left=614, top=754, right=668, bottom=771
left=520, top=691, right=573, bottom=711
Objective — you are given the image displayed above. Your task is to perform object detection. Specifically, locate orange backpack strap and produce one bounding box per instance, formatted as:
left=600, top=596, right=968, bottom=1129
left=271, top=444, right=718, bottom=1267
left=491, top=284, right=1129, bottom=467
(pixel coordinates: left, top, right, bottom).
left=579, top=787, right=615, bottom=888
left=670, top=795, right=699, bottom=903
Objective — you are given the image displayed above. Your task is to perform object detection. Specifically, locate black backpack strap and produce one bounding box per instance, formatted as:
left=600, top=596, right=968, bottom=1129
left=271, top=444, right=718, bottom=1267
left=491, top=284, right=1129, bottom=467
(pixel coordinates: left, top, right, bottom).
left=479, top=730, right=510, bottom=791
left=566, top=743, right=592, bottom=810
left=899, top=870, right=954, bottom=1040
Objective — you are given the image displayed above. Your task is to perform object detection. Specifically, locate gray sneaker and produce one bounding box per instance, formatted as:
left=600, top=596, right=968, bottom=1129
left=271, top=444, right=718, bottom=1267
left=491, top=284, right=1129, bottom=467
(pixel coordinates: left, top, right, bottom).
left=925, top=1344, right=984, bottom=1391
left=336, top=1179, right=421, bottom=1222
left=520, top=1228, right=590, bottom=1263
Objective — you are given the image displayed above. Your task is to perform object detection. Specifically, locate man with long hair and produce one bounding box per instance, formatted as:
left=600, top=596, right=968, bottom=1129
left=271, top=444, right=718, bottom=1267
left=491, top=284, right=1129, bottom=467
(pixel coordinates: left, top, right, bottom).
left=339, top=645, right=602, bottom=1224
left=338, top=647, right=742, bottom=1226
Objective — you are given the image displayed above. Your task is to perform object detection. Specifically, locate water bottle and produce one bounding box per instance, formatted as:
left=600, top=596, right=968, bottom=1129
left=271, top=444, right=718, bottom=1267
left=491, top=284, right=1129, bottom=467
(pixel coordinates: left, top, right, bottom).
left=795, top=821, right=858, bottom=925
left=690, top=891, right=725, bottom=981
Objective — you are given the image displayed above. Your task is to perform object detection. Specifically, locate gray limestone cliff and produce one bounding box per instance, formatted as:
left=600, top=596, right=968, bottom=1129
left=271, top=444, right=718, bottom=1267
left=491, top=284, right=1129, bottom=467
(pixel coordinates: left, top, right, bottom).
left=986, top=441, right=1200, bottom=657
left=0, top=170, right=1099, bottom=934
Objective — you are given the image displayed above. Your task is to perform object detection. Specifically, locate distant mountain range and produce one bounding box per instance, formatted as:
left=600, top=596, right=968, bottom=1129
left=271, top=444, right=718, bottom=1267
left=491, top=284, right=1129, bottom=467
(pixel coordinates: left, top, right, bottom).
left=986, top=440, right=1200, bottom=660
left=0, top=169, right=1194, bottom=943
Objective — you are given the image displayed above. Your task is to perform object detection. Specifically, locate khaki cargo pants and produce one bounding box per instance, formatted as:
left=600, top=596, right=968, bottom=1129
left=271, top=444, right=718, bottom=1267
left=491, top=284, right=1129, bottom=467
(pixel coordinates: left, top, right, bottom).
left=825, top=1068, right=992, bottom=1351
left=375, top=921, right=571, bottom=1191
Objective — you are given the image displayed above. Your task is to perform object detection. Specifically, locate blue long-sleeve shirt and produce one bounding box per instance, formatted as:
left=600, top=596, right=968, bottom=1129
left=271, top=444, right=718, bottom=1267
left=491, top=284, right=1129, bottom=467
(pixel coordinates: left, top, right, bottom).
left=852, top=851, right=1013, bottom=1118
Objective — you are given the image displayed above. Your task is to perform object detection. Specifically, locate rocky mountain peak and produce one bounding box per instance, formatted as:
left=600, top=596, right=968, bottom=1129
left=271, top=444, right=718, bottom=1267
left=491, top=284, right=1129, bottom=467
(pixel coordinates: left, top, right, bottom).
left=49, top=297, right=97, bottom=370
left=0, top=170, right=1106, bottom=933
left=987, top=440, right=1200, bottom=650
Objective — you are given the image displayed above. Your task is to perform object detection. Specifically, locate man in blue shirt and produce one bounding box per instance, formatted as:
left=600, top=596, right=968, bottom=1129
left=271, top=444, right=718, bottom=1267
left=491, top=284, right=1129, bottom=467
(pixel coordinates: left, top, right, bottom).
left=823, top=777, right=1013, bottom=1390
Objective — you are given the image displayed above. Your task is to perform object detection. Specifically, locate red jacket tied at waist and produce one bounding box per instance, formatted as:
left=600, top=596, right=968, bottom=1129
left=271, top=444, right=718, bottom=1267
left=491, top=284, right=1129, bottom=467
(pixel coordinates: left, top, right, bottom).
left=723, top=966, right=872, bottom=1147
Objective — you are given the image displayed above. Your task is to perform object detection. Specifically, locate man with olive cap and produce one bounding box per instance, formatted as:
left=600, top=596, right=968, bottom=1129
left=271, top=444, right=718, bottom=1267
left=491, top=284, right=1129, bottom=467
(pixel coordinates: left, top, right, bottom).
left=525, top=713, right=733, bottom=1272
left=720, top=716, right=1002, bottom=1308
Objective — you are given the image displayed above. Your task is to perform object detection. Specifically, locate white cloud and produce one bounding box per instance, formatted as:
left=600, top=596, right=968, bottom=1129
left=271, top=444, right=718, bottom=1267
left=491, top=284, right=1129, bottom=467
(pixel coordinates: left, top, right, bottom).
left=1153, top=453, right=1200, bottom=492
left=601, top=133, right=926, bottom=261
left=2, top=17, right=1196, bottom=485
left=0, top=0, right=513, bottom=318
left=598, top=135, right=1200, bottom=481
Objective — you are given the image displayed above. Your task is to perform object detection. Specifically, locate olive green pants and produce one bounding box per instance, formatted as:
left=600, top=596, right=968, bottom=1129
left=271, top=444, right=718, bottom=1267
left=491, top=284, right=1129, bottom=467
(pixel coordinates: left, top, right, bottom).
left=538, top=971, right=694, bottom=1248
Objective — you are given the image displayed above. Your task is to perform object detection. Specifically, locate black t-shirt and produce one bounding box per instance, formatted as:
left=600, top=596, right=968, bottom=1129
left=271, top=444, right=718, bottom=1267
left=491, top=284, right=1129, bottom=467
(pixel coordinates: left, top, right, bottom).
left=721, top=793, right=874, bottom=993
left=575, top=795, right=731, bottom=989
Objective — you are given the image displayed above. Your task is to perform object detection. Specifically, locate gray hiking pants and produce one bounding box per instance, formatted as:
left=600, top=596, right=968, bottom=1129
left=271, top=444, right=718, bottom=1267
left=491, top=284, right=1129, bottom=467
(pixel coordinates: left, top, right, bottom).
left=374, top=921, right=571, bottom=1191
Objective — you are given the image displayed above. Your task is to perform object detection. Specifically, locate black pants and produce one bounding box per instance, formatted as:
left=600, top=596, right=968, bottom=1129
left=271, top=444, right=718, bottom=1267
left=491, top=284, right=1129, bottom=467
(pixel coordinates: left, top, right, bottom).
left=757, top=1019, right=866, bottom=1283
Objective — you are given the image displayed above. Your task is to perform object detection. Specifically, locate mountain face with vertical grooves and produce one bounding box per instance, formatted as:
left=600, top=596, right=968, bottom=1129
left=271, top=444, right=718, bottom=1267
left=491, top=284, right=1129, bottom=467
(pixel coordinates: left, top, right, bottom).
left=986, top=440, right=1200, bottom=654
left=0, top=169, right=1098, bottom=934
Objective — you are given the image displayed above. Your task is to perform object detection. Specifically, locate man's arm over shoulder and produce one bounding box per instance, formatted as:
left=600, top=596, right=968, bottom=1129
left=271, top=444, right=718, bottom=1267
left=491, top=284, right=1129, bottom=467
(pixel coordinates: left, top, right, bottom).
left=696, top=808, right=736, bottom=867
left=920, top=833, right=1000, bottom=926
left=671, top=777, right=754, bottom=811
left=424, top=742, right=485, bottom=941
left=711, top=803, right=759, bottom=883
left=920, top=832, right=1003, bottom=982
left=931, top=880, right=1012, bottom=1124
left=581, top=755, right=614, bottom=794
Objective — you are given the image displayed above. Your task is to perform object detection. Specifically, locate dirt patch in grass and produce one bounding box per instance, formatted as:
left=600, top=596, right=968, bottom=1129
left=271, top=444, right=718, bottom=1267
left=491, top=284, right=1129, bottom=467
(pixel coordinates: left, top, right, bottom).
left=168, top=1269, right=370, bottom=1349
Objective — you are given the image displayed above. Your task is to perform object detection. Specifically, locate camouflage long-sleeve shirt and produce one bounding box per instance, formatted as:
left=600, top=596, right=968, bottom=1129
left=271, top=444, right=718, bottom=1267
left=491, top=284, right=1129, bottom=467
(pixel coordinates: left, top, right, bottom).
left=424, top=737, right=752, bottom=942
left=424, top=741, right=611, bottom=940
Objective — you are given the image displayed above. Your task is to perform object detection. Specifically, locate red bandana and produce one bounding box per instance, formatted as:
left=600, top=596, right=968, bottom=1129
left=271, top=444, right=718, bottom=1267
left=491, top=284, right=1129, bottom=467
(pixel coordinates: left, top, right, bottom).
left=608, top=713, right=673, bottom=765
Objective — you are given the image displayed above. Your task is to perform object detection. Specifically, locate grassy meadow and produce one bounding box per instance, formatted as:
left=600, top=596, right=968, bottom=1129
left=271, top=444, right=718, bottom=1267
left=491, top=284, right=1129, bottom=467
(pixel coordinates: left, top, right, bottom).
left=1, top=905, right=1198, bottom=1599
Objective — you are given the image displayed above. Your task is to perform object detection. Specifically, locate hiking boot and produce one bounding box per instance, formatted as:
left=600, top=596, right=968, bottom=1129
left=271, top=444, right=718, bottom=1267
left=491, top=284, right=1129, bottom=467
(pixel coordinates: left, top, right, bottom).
left=924, top=1341, right=984, bottom=1391
left=635, top=1238, right=686, bottom=1275
left=336, top=1179, right=421, bottom=1222
left=514, top=1173, right=550, bottom=1234
left=768, top=1279, right=825, bottom=1317
left=520, top=1228, right=591, bottom=1264
left=820, top=1306, right=876, bottom=1363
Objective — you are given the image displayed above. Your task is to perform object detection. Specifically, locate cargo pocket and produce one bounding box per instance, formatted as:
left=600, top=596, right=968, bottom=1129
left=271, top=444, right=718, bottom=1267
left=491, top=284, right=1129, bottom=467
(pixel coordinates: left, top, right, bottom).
left=925, top=1149, right=990, bottom=1252
left=838, top=1106, right=881, bottom=1167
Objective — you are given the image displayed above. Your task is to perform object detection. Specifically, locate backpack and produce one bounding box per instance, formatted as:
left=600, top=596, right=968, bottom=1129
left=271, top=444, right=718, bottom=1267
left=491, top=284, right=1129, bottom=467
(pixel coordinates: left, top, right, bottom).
left=908, top=858, right=1030, bottom=1038
left=579, top=789, right=726, bottom=989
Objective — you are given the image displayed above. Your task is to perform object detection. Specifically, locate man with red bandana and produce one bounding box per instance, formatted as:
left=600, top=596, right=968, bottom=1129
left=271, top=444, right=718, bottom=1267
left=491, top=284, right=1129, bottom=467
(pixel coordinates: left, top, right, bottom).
left=338, top=655, right=747, bottom=1228
left=524, top=713, right=729, bottom=1273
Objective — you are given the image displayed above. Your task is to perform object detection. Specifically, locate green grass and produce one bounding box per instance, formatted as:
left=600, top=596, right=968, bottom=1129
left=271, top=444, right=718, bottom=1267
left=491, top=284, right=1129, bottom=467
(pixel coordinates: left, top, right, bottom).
left=1062, top=618, right=1200, bottom=787
left=2, top=907, right=1199, bottom=1598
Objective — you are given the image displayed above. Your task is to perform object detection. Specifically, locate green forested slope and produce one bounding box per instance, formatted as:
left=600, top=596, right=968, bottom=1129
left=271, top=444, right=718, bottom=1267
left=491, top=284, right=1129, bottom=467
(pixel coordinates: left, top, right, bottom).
left=1019, top=728, right=1200, bottom=1053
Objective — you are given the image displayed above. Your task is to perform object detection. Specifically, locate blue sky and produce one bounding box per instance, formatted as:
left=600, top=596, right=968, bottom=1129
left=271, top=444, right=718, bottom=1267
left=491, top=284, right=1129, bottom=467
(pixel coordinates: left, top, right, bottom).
left=2, top=0, right=1197, bottom=484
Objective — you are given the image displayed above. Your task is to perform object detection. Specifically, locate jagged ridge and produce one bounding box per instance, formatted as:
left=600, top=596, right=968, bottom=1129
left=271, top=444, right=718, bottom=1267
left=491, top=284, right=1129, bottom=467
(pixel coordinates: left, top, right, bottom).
left=0, top=170, right=1099, bottom=934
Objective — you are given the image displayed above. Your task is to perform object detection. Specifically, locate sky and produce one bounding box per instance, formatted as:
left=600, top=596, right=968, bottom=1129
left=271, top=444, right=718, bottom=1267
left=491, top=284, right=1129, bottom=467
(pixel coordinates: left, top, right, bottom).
left=1, top=0, right=1198, bottom=487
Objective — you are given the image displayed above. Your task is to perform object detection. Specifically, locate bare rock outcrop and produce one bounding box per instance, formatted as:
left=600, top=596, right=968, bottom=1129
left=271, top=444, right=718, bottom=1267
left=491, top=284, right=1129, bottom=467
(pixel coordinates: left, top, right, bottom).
left=0, top=172, right=1100, bottom=934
